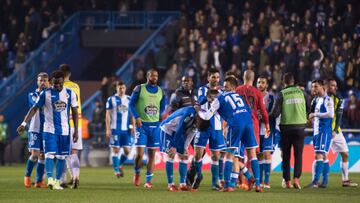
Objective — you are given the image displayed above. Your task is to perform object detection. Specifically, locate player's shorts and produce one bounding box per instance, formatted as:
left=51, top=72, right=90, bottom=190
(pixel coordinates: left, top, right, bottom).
left=227, top=123, right=258, bottom=151
left=134, top=124, right=160, bottom=148
left=260, top=132, right=276, bottom=153
left=42, top=132, right=70, bottom=155
left=109, top=129, right=132, bottom=148
left=313, top=132, right=332, bottom=153
left=194, top=128, right=226, bottom=151
left=331, top=131, right=349, bottom=153
left=160, top=130, right=185, bottom=154
left=28, top=132, right=43, bottom=152
left=234, top=142, right=245, bottom=159
left=70, top=127, right=83, bottom=150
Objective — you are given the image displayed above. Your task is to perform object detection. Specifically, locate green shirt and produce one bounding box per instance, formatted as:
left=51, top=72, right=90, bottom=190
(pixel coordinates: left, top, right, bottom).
left=280, top=86, right=307, bottom=125
left=135, top=84, right=163, bottom=123
left=0, top=123, right=8, bottom=142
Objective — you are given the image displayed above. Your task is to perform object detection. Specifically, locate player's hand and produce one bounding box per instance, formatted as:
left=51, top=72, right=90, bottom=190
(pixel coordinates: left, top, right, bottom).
left=73, top=130, right=78, bottom=143
left=17, top=125, right=25, bottom=135
left=135, top=118, right=142, bottom=128
left=194, top=104, right=201, bottom=112
left=182, top=149, right=189, bottom=159
left=168, top=147, right=176, bottom=157
left=265, top=124, right=271, bottom=139
left=106, top=129, right=112, bottom=138
left=308, top=113, right=315, bottom=119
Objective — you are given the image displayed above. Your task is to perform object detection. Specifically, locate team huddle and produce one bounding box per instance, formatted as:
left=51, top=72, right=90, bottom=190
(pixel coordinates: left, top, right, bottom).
left=18, top=66, right=357, bottom=192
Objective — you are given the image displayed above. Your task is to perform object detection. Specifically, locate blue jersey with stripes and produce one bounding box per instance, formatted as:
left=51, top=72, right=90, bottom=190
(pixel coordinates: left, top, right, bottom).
left=34, top=87, right=78, bottom=135
left=28, top=90, right=45, bottom=133
left=106, top=94, right=131, bottom=131
left=313, top=94, right=334, bottom=135
left=199, top=91, right=252, bottom=127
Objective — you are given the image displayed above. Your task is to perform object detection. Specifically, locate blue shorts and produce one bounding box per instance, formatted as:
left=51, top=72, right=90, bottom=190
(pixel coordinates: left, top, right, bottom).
left=160, top=130, right=185, bottom=154
left=234, top=142, right=245, bottom=159
left=134, top=124, right=160, bottom=148
left=28, top=132, right=43, bottom=152
left=194, top=128, right=226, bottom=151
left=42, top=132, right=70, bottom=155
left=227, top=124, right=258, bottom=150
left=260, top=132, right=277, bottom=152
left=109, top=130, right=132, bottom=148
left=313, top=132, right=332, bottom=153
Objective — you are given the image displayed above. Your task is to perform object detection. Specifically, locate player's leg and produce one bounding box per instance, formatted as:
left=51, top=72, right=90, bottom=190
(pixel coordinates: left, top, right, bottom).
left=258, top=134, right=266, bottom=186
left=165, top=151, right=177, bottom=191
left=280, top=128, right=292, bottom=187
left=192, top=130, right=208, bottom=184
left=118, top=131, right=132, bottom=177
left=34, top=152, right=46, bottom=188
left=144, top=126, right=160, bottom=188
left=263, top=151, right=272, bottom=188
left=109, top=132, right=121, bottom=177
left=42, top=132, right=57, bottom=189
left=69, top=125, right=83, bottom=186
left=320, top=153, right=330, bottom=188
left=209, top=130, right=226, bottom=190
left=178, top=154, right=189, bottom=191
left=219, top=151, right=226, bottom=186
left=133, top=126, right=147, bottom=186
left=24, top=132, right=41, bottom=187
left=292, top=129, right=305, bottom=189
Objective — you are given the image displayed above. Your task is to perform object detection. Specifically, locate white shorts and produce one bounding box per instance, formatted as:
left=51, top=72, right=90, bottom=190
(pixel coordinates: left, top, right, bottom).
left=331, top=131, right=348, bottom=153
left=70, top=126, right=83, bottom=150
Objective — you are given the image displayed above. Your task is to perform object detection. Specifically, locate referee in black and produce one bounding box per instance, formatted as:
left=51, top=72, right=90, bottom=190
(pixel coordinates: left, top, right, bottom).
left=270, top=73, right=309, bottom=190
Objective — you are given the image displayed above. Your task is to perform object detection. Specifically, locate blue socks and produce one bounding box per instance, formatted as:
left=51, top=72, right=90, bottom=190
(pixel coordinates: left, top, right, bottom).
left=166, top=160, right=174, bottom=184
left=36, top=160, right=45, bottom=183
left=263, top=160, right=271, bottom=184
left=179, top=161, right=188, bottom=184
left=259, top=160, right=264, bottom=184
left=55, top=159, right=66, bottom=180
left=45, top=157, right=54, bottom=178
left=240, top=166, right=253, bottom=180
left=251, top=158, right=260, bottom=186
left=322, top=160, right=330, bottom=185
left=224, top=160, right=233, bottom=188
left=219, top=158, right=224, bottom=181
left=211, top=161, right=219, bottom=186
left=25, top=158, right=37, bottom=177
left=229, top=172, right=239, bottom=188
left=194, top=160, right=203, bottom=177
left=112, top=154, right=120, bottom=173
left=146, top=171, right=153, bottom=183
left=313, top=160, right=324, bottom=184
left=119, top=154, right=128, bottom=167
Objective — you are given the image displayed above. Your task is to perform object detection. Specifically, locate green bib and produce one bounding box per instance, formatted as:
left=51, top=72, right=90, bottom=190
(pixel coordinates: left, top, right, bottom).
left=0, top=123, right=7, bottom=142
left=280, top=86, right=307, bottom=125
left=135, top=84, right=163, bottom=122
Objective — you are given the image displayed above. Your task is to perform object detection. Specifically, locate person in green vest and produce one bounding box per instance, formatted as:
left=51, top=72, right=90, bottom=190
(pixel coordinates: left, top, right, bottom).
left=270, top=72, right=309, bottom=190
left=0, top=114, right=9, bottom=166
left=129, top=69, right=166, bottom=188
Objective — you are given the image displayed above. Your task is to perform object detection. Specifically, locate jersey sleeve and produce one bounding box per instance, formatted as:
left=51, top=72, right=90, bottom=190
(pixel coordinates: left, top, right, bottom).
left=257, top=91, right=269, bottom=125
left=129, top=85, right=141, bottom=119
left=199, top=97, right=220, bottom=120
left=197, top=87, right=207, bottom=105
left=28, top=92, right=36, bottom=108
left=34, top=91, right=45, bottom=108
left=70, top=90, right=78, bottom=108
left=315, top=97, right=334, bottom=118
left=106, top=97, right=113, bottom=110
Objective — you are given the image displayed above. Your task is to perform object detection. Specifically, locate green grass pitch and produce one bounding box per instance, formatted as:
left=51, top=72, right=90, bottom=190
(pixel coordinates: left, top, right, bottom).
left=0, top=165, right=359, bottom=203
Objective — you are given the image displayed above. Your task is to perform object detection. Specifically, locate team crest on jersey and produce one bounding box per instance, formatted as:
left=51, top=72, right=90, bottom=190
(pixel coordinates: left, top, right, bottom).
left=53, top=100, right=67, bottom=112
left=117, top=105, right=128, bottom=113
left=144, top=105, right=158, bottom=116
left=32, top=94, right=38, bottom=102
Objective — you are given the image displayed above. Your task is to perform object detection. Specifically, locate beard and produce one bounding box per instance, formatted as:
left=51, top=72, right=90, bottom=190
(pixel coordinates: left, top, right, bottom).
left=149, top=80, right=158, bottom=85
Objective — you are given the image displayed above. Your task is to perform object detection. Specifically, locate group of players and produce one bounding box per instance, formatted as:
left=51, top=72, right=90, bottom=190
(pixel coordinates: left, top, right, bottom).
left=18, top=65, right=357, bottom=192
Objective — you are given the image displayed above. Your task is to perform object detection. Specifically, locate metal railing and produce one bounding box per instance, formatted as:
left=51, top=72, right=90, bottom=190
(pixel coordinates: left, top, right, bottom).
left=0, top=11, right=180, bottom=109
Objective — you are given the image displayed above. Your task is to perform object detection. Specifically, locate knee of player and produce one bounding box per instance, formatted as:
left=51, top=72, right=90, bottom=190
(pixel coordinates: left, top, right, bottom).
left=210, top=153, right=219, bottom=161
left=315, top=152, right=324, bottom=160
left=341, top=152, right=349, bottom=161
left=166, top=153, right=175, bottom=161
left=123, top=148, right=131, bottom=156
left=112, top=147, right=120, bottom=154
left=39, top=153, right=45, bottom=160
left=29, top=154, right=38, bottom=161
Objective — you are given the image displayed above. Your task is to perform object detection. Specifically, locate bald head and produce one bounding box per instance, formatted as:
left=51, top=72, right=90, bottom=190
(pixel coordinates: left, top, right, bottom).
left=243, top=70, right=254, bottom=84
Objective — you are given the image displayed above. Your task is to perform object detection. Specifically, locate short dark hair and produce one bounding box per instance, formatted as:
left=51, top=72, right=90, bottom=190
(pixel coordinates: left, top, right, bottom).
left=224, top=76, right=238, bottom=87
left=312, top=79, right=325, bottom=86
left=195, top=115, right=210, bottom=131
left=59, top=64, right=71, bottom=76
left=50, top=70, right=65, bottom=79
left=327, top=78, right=337, bottom=83
left=257, top=74, right=268, bottom=83
left=206, top=89, right=219, bottom=96
left=283, top=72, right=294, bottom=85
left=147, top=68, right=158, bottom=76
left=207, top=68, right=220, bottom=77
left=37, top=72, right=49, bottom=78
left=116, top=80, right=125, bottom=86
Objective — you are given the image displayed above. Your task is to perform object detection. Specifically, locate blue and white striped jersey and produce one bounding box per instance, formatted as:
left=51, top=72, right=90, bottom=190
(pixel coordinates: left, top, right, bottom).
left=34, top=87, right=78, bottom=135
left=106, top=94, right=131, bottom=131
left=260, top=92, right=276, bottom=135
left=313, top=94, right=334, bottom=135
left=198, top=85, right=223, bottom=131
left=28, top=90, right=44, bottom=133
